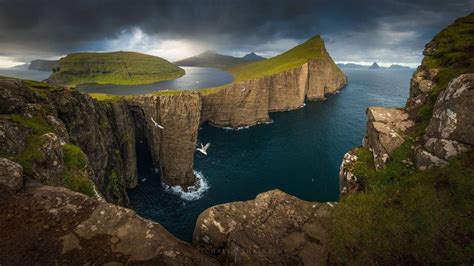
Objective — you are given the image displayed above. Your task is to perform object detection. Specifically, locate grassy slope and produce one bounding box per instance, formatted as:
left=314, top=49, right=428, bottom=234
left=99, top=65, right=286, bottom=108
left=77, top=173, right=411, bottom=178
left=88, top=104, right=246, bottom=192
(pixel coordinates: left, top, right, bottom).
left=227, top=35, right=338, bottom=82
left=329, top=13, right=474, bottom=264
left=49, top=51, right=185, bottom=86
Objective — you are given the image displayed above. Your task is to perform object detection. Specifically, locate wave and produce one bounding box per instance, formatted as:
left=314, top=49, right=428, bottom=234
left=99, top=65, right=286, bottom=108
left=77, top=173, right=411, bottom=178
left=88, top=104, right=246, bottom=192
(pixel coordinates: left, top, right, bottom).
left=162, top=170, right=210, bottom=201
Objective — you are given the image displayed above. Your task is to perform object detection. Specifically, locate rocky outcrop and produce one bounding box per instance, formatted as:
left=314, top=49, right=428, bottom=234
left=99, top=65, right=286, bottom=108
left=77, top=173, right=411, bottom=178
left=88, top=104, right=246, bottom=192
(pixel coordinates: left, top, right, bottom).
left=193, top=189, right=333, bottom=265
left=406, top=66, right=440, bottom=115
left=415, top=73, right=474, bottom=169
left=201, top=58, right=346, bottom=128
left=363, top=107, right=414, bottom=169
left=129, top=93, right=202, bottom=186
left=0, top=178, right=217, bottom=264
left=339, top=150, right=362, bottom=195
left=0, top=158, right=23, bottom=191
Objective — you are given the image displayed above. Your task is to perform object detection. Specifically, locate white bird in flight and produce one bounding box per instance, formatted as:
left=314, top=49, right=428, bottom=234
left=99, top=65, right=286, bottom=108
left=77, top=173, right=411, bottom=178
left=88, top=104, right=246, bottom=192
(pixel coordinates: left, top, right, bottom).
left=197, top=142, right=211, bottom=156
left=150, top=117, right=164, bottom=129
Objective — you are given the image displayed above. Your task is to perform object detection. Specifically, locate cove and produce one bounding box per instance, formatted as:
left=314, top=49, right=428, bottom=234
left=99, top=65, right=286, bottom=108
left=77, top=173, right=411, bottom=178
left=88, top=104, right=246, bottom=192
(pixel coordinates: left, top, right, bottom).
left=76, top=67, right=234, bottom=95
left=128, top=68, right=413, bottom=242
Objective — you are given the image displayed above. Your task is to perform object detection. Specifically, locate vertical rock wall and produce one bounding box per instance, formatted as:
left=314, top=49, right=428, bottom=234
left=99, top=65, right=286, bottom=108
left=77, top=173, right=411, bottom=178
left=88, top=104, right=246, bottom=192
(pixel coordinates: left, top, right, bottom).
left=201, top=57, right=347, bottom=128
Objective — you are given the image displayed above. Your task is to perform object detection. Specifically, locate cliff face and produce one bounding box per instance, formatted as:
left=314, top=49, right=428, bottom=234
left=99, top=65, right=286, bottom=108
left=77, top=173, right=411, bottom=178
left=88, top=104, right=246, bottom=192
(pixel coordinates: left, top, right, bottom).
left=129, top=93, right=202, bottom=186
left=0, top=79, right=202, bottom=206
left=201, top=57, right=347, bottom=128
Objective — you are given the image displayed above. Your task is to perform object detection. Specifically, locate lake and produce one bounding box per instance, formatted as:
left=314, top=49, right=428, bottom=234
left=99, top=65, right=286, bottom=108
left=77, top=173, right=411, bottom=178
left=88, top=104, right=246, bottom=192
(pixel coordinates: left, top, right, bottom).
left=77, top=67, right=234, bottom=94
left=127, top=68, right=414, bottom=242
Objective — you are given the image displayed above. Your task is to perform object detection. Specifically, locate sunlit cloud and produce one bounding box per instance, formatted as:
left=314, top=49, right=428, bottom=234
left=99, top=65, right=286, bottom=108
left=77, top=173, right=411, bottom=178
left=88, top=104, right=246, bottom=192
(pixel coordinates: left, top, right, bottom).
left=103, top=28, right=207, bottom=61
left=0, top=56, right=23, bottom=68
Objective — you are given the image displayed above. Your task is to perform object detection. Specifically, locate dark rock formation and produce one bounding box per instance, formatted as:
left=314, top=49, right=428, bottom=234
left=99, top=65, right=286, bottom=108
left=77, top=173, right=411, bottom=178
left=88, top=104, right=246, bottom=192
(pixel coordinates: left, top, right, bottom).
left=0, top=178, right=217, bottom=265
left=369, top=62, right=380, bottom=69
left=129, top=93, right=202, bottom=186
left=193, top=189, right=333, bottom=265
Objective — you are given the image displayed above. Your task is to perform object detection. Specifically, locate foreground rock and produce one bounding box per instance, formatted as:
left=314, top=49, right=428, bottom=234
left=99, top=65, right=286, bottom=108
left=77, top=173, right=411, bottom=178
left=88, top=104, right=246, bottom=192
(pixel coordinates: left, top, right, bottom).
left=363, top=107, right=414, bottom=169
left=193, top=190, right=333, bottom=265
left=0, top=158, right=23, bottom=191
left=416, top=73, right=474, bottom=169
left=0, top=181, right=217, bottom=265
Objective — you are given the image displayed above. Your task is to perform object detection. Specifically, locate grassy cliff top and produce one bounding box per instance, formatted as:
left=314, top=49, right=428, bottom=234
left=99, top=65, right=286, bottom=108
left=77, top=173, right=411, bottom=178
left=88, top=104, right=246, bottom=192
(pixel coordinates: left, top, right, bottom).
left=416, top=12, right=474, bottom=122
left=228, top=35, right=335, bottom=82
left=49, top=51, right=184, bottom=86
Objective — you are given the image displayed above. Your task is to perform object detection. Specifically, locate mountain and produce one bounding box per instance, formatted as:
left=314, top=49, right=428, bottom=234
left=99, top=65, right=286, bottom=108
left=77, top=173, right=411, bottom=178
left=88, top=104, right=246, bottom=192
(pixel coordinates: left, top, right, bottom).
left=337, top=63, right=367, bottom=68
left=10, top=63, right=30, bottom=69
left=28, top=59, right=59, bottom=71
left=241, top=52, right=266, bottom=61
left=175, top=50, right=264, bottom=68
left=48, top=51, right=184, bottom=86
left=368, top=62, right=381, bottom=69
left=389, top=64, right=411, bottom=69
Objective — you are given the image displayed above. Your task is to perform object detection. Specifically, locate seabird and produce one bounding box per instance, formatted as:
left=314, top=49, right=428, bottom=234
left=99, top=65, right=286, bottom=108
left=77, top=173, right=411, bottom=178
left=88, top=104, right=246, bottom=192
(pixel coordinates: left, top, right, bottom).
left=197, top=142, right=211, bottom=156
left=241, top=87, right=246, bottom=92
left=150, top=117, right=164, bottom=129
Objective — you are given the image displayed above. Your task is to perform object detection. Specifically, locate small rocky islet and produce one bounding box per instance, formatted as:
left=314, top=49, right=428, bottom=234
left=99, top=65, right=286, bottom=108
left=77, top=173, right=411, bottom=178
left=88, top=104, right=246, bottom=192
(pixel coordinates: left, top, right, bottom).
left=1, top=12, right=474, bottom=265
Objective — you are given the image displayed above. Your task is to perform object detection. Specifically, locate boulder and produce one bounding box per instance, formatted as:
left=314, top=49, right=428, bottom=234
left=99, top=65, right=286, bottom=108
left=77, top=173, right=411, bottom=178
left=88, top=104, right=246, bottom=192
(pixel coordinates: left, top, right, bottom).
left=0, top=158, right=23, bottom=191
left=364, top=107, right=414, bottom=169
left=193, top=189, right=333, bottom=265
left=425, top=73, right=474, bottom=145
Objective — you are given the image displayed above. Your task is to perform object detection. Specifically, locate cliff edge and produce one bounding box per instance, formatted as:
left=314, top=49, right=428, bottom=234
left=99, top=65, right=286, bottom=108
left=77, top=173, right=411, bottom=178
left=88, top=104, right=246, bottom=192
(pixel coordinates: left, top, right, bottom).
left=335, top=12, right=474, bottom=264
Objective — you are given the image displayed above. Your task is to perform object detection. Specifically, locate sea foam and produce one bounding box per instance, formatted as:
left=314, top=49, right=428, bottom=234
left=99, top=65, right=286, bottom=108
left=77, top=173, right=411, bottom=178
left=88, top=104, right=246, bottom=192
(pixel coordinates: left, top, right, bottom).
left=162, top=170, right=210, bottom=201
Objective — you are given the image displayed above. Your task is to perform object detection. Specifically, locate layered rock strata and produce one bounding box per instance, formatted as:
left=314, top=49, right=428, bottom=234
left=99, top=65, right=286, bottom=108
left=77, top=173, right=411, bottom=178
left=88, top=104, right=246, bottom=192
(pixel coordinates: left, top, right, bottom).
left=201, top=57, right=347, bottom=128
left=193, top=189, right=333, bottom=265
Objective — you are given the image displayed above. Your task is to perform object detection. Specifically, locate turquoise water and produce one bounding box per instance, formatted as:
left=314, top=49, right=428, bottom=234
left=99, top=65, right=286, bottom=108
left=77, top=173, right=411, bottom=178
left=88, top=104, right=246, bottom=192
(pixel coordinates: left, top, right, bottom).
left=128, top=68, right=413, bottom=242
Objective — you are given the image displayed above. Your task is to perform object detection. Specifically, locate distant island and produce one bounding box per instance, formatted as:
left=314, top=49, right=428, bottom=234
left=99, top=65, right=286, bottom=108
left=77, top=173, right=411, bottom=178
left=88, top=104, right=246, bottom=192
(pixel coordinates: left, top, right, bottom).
left=369, top=62, right=380, bottom=69
left=174, top=50, right=265, bottom=68
left=48, top=51, right=184, bottom=86
left=337, top=62, right=413, bottom=69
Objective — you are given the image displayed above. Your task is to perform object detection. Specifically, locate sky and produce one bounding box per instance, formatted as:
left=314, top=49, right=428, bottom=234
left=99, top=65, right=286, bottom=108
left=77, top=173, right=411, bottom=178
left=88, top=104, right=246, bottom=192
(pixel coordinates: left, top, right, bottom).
left=0, top=0, right=473, bottom=68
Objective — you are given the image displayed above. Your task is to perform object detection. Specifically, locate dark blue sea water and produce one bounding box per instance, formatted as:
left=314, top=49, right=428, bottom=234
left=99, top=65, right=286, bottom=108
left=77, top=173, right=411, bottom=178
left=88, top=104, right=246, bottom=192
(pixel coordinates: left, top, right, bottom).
left=77, top=67, right=234, bottom=95
left=128, top=68, right=413, bottom=242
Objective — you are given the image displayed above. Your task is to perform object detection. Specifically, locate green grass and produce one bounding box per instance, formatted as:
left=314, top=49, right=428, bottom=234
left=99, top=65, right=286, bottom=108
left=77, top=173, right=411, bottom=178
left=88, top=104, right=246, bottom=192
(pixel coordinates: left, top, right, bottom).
left=62, top=144, right=95, bottom=196
left=416, top=12, right=474, bottom=123
left=106, top=169, right=125, bottom=205
left=227, top=35, right=339, bottom=82
left=49, top=51, right=185, bottom=86
left=88, top=93, right=123, bottom=102
left=329, top=151, right=474, bottom=264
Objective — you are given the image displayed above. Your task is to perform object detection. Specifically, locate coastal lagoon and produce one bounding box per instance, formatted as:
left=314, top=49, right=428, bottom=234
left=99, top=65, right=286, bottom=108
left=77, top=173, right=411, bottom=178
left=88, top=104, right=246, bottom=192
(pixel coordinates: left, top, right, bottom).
left=77, top=67, right=234, bottom=94
left=128, top=68, right=414, bottom=242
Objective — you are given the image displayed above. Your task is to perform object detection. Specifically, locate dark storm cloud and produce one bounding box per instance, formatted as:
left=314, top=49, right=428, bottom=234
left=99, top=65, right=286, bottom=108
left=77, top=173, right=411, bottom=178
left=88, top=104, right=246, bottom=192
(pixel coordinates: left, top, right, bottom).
left=0, top=0, right=472, bottom=62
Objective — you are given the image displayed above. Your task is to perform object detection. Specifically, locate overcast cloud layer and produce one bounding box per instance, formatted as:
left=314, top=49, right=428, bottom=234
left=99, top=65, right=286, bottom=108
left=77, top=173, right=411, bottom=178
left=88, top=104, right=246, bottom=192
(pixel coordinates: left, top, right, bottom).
left=0, top=0, right=473, bottom=66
